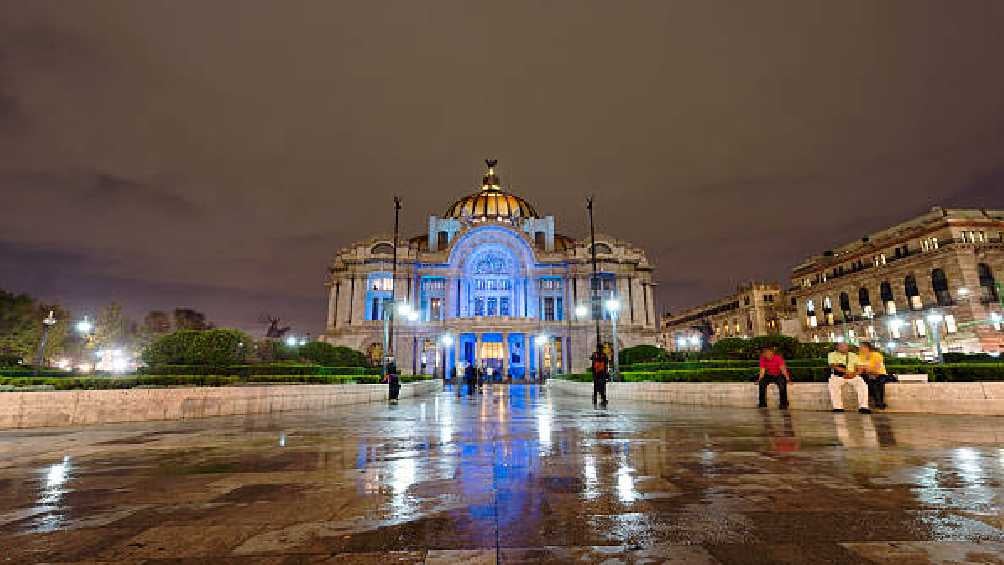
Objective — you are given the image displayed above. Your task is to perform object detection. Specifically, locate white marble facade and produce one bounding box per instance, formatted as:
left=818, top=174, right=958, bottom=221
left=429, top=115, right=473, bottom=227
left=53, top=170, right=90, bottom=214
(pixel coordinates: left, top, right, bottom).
left=321, top=161, right=659, bottom=376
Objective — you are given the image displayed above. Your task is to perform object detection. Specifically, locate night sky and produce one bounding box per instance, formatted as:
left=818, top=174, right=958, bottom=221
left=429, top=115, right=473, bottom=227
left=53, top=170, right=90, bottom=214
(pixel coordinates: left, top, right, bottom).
left=3, top=1, right=1004, bottom=335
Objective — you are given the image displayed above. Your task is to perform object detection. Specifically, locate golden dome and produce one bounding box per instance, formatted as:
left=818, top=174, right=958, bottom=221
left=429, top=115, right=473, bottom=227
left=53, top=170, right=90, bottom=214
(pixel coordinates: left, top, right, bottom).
left=444, top=160, right=539, bottom=222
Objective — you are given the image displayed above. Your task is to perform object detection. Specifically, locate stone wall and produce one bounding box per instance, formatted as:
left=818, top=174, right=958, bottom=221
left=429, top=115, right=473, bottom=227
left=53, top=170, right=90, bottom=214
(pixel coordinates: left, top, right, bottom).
left=548, top=378, right=1004, bottom=416
left=0, top=380, right=442, bottom=429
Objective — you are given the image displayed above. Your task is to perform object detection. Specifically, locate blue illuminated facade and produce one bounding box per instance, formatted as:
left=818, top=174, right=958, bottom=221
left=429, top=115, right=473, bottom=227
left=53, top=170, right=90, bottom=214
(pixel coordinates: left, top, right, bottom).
left=323, top=160, right=659, bottom=375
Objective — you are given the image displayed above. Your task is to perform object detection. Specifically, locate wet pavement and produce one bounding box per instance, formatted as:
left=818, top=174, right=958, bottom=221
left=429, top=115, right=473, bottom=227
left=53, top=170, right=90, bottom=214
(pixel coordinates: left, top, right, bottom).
left=1, top=384, right=1003, bottom=564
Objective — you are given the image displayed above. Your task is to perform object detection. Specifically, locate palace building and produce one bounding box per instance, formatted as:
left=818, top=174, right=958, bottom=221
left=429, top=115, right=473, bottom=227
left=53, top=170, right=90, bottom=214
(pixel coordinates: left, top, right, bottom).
left=321, top=160, right=660, bottom=376
left=788, top=208, right=1004, bottom=357
left=660, top=282, right=798, bottom=352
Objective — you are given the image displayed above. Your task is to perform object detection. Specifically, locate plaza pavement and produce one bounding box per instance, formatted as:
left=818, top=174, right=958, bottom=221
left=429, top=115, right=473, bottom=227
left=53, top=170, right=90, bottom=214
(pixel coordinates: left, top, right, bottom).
left=0, top=384, right=1002, bottom=564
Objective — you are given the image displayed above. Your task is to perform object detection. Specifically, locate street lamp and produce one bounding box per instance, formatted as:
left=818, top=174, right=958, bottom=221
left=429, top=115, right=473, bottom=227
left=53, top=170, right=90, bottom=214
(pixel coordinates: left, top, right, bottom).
left=926, top=312, right=944, bottom=363
left=992, top=312, right=1003, bottom=331
left=604, top=298, right=621, bottom=381
left=33, top=310, right=57, bottom=374
left=75, top=317, right=93, bottom=336
left=439, top=334, right=453, bottom=381
left=575, top=304, right=589, bottom=319
left=535, top=334, right=549, bottom=383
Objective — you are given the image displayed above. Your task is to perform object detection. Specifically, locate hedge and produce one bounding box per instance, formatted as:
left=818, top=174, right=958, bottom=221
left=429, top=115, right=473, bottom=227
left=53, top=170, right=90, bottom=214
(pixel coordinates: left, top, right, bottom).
left=139, top=364, right=378, bottom=376
left=557, top=363, right=1004, bottom=383
left=0, top=373, right=434, bottom=390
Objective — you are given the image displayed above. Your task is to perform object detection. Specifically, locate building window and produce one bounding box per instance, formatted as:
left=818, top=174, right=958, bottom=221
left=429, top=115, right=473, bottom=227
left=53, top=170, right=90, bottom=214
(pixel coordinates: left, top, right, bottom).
left=978, top=263, right=998, bottom=302
left=429, top=297, right=442, bottom=321
left=500, top=297, right=511, bottom=317
left=371, top=243, right=394, bottom=255
left=539, top=278, right=562, bottom=290
left=915, top=319, right=926, bottom=337
left=904, top=275, right=922, bottom=310
left=839, top=292, right=852, bottom=318
left=858, top=287, right=871, bottom=308
left=474, top=297, right=485, bottom=317
left=889, top=322, right=901, bottom=339
left=932, top=269, right=952, bottom=306
left=880, top=281, right=896, bottom=314
left=945, top=314, right=958, bottom=334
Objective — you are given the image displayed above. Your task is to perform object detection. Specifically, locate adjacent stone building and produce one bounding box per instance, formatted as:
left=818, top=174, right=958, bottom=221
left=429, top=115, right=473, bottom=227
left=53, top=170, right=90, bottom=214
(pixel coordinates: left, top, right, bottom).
left=321, top=160, right=660, bottom=376
left=660, top=282, right=796, bottom=352
left=788, top=207, right=1004, bottom=357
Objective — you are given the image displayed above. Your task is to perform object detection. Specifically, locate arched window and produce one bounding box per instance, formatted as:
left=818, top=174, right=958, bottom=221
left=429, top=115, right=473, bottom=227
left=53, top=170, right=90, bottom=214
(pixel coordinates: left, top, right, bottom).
left=591, top=242, right=613, bottom=255
left=880, top=281, right=896, bottom=314
left=805, top=299, right=815, bottom=314
left=880, top=281, right=893, bottom=302
left=823, top=296, right=833, bottom=312
left=371, top=243, right=394, bottom=255
left=858, top=287, right=870, bottom=307
left=931, top=268, right=951, bottom=306
left=978, top=263, right=998, bottom=302
left=904, top=275, right=922, bottom=310
left=839, top=292, right=852, bottom=317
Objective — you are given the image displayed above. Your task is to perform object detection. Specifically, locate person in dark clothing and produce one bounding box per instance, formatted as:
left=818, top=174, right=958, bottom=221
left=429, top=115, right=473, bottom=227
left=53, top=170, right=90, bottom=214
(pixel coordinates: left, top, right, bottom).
left=464, top=363, right=476, bottom=396
left=386, top=360, right=401, bottom=403
left=757, top=347, right=790, bottom=409
left=591, top=350, right=609, bottom=407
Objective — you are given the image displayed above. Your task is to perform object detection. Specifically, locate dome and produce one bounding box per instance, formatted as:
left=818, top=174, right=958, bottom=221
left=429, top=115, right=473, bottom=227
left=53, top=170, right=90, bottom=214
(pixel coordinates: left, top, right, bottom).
left=444, top=160, right=539, bottom=222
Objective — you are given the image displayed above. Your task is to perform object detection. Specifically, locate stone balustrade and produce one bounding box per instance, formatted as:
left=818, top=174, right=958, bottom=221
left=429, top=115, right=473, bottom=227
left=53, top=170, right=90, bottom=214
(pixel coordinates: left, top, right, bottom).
left=548, top=378, right=1004, bottom=416
left=0, top=380, right=442, bottom=429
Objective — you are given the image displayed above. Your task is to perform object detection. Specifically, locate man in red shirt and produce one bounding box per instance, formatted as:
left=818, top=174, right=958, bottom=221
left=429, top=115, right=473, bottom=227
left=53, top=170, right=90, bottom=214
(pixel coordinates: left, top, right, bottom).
left=758, top=347, right=791, bottom=409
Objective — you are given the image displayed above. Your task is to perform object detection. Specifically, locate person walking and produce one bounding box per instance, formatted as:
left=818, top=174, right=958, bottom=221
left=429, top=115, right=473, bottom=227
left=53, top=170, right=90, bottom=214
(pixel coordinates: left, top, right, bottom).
left=827, top=342, right=870, bottom=413
left=591, top=350, right=609, bottom=407
left=386, top=359, right=401, bottom=404
left=857, top=342, right=890, bottom=410
left=757, top=347, right=791, bottom=409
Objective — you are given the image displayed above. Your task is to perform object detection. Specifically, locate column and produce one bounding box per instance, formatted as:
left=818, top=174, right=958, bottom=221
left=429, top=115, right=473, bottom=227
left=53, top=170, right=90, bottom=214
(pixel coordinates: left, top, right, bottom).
left=645, top=284, right=656, bottom=328
left=632, top=278, right=645, bottom=327
left=339, top=277, right=353, bottom=326
left=502, top=332, right=510, bottom=378
left=616, top=276, right=630, bottom=321
left=351, top=275, right=367, bottom=324
left=475, top=333, right=483, bottom=368
left=326, top=284, right=338, bottom=329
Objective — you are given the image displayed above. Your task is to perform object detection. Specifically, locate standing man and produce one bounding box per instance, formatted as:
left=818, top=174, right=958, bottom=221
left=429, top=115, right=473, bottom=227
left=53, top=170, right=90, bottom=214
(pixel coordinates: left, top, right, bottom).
left=591, top=350, right=609, bottom=407
left=386, top=358, right=401, bottom=404
left=828, top=342, right=870, bottom=413
left=757, top=347, right=791, bottom=410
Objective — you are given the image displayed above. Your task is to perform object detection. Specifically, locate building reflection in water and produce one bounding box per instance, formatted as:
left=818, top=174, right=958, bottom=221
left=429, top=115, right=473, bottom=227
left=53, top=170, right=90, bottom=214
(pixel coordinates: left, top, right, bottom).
left=35, top=455, right=72, bottom=532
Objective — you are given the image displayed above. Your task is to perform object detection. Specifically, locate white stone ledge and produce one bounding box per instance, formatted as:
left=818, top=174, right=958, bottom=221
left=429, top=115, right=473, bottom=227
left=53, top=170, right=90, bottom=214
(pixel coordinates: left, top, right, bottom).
left=0, top=381, right=443, bottom=429
left=548, top=379, right=1004, bottom=416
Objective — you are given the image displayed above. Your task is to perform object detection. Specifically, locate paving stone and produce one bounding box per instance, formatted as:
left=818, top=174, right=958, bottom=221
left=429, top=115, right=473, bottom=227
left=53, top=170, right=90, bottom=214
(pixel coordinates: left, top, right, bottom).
left=0, top=384, right=1003, bottom=563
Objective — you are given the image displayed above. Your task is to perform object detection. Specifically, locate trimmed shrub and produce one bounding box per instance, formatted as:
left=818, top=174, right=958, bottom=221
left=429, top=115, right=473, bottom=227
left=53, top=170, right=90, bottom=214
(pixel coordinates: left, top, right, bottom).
left=943, top=352, right=1004, bottom=364
left=138, top=364, right=378, bottom=376
left=619, top=345, right=668, bottom=365
left=299, top=342, right=369, bottom=367
left=142, top=329, right=252, bottom=366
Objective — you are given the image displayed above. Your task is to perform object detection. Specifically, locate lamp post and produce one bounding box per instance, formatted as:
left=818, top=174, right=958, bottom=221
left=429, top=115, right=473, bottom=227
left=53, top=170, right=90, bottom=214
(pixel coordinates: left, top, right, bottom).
left=926, top=312, right=944, bottom=364
left=604, top=298, right=621, bottom=381
left=439, top=334, right=453, bottom=381
left=33, top=310, right=57, bottom=374
left=586, top=197, right=603, bottom=361
left=535, top=334, right=549, bottom=383
left=384, top=196, right=402, bottom=379
left=75, top=316, right=95, bottom=371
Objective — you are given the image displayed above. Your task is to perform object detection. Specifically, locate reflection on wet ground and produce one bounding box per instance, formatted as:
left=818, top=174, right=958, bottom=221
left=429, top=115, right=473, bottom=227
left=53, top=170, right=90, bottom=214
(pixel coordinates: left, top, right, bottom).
left=1, top=384, right=1003, bottom=563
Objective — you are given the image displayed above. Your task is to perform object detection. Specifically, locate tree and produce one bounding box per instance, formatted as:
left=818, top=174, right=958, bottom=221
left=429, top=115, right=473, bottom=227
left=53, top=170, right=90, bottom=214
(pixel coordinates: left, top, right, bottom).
left=94, top=303, right=136, bottom=349
left=0, top=290, right=72, bottom=365
left=143, top=310, right=171, bottom=335
left=174, top=308, right=210, bottom=330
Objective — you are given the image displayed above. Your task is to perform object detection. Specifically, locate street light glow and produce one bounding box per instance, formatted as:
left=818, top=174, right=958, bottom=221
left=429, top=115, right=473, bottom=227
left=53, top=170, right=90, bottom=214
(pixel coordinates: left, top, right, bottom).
left=688, top=335, right=701, bottom=346
left=284, top=336, right=298, bottom=347
left=534, top=334, right=549, bottom=347
left=604, top=298, right=621, bottom=313
left=439, top=334, right=454, bottom=346
left=75, top=318, right=93, bottom=335
left=396, top=303, right=413, bottom=316
left=926, top=313, right=944, bottom=324
left=575, top=304, right=589, bottom=318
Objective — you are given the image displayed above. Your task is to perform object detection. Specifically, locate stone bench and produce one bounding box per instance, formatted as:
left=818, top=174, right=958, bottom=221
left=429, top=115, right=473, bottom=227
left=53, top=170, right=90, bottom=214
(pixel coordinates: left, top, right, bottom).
left=549, top=379, right=1004, bottom=416
left=895, top=373, right=929, bottom=383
